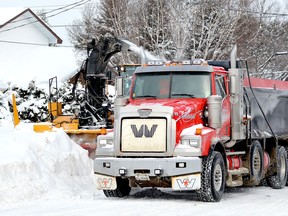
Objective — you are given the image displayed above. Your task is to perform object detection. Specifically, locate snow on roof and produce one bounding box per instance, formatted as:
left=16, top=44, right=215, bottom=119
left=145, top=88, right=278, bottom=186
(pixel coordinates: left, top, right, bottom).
left=0, top=44, right=79, bottom=91
left=0, top=8, right=62, bottom=44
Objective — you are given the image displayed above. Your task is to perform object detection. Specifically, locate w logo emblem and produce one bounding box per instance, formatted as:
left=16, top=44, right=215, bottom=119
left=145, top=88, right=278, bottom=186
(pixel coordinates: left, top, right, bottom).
left=131, top=124, right=158, bottom=138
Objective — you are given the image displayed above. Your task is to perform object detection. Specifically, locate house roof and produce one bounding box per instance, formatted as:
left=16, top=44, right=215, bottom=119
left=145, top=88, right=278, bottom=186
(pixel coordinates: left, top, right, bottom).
left=0, top=8, right=62, bottom=44
left=0, top=8, right=78, bottom=91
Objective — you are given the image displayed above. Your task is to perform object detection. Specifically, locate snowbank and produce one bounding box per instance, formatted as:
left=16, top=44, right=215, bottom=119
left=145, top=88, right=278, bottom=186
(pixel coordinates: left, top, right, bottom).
left=0, top=125, right=97, bottom=204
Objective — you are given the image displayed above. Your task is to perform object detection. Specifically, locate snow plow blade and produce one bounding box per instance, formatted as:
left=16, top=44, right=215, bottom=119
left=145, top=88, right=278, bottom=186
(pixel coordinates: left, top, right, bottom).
left=65, top=128, right=107, bottom=159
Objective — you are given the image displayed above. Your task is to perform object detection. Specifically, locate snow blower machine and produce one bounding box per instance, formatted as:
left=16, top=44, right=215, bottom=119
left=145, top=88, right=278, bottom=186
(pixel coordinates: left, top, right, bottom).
left=33, top=37, right=139, bottom=158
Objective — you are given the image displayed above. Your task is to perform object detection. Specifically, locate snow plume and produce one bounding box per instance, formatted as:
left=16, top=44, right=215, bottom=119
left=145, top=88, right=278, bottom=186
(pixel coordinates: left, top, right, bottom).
left=119, top=39, right=165, bottom=64
left=0, top=126, right=96, bottom=204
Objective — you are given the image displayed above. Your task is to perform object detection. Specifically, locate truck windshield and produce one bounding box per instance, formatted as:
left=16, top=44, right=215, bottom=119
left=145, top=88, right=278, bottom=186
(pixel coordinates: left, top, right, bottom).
left=132, top=72, right=211, bottom=99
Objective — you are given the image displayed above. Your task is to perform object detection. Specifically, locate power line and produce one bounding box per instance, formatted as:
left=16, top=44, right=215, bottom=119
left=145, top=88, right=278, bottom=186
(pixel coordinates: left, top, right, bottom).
left=0, top=39, right=74, bottom=47
left=228, top=8, right=288, bottom=17
left=0, top=0, right=90, bottom=33
left=45, top=1, right=89, bottom=19
left=29, top=4, right=82, bottom=8
left=8, top=0, right=88, bottom=25
left=41, top=0, right=87, bottom=16
left=51, top=24, right=85, bottom=28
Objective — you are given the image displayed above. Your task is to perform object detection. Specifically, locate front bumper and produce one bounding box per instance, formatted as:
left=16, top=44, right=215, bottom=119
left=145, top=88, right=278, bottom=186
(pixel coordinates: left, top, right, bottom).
left=94, top=156, right=202, bottom=177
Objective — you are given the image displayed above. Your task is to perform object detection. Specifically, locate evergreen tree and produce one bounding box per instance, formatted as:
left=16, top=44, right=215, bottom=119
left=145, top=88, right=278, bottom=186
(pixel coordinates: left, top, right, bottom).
left=12, top=81, right=49, bottom=122
left=0, top=91, right=11, bottom=123
left=58, top=82, right=83, bottom=115
left=6, top=81, right=84, bottom=123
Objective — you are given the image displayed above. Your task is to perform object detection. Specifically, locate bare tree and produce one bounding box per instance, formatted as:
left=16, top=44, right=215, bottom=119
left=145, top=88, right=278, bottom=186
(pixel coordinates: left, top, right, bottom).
left=67, top=2, right=100, bottom=49
left=67, top=0, right=288, bottom=79
left=97, top=0, right=141, bottom=64
left=236, top=0, right=288, bottom=77
left=36, top=9, right=50, bottom=26
left=183, top=0, right=252, bottom=60
left=135, top=0, right=175, bottom=60
left=168, top=0, right=191, bottom=60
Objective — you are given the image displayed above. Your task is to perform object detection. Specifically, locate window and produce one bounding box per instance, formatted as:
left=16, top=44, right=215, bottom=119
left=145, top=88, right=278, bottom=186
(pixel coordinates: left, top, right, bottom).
left=215, top=75, right=226, bottom=98
left=171, top=73, right=211, bottom=98
left=132, top=72, right=211, bottom=99
left=133, top=72, right=170, bottom=98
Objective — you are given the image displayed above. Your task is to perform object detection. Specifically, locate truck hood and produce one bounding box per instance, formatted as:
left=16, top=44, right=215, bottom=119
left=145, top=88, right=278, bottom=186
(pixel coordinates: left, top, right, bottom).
left=129, top=98, right=207, bottom=118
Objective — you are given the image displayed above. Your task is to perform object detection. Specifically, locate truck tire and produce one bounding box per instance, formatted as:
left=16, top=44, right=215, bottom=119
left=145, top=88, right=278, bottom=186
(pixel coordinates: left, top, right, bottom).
left=266, top=146, right=287, bottom=189
left=285, top=146, right=288, bottom=186
left=103, top=177, right=131, bottom=197
left=244, top=140, right=264, bottom=186
left=196, top=151, right=225, bottom=202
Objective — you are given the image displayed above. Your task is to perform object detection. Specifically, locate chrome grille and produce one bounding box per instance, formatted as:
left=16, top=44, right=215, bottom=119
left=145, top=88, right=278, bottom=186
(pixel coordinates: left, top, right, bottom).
left=121, top=118, right=167, bottom=152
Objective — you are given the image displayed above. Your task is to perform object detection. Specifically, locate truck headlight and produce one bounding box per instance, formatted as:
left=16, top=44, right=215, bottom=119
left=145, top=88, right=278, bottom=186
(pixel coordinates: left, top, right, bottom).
left=97, top=134, right=114, bottom=148
left=181, top=136, right=200, bottom=148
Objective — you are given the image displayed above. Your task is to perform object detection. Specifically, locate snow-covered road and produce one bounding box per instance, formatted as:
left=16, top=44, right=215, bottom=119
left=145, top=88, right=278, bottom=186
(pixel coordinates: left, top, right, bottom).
left=1, top=124, right=288, bottom=216
left=1, top=186, right=288, bottom=216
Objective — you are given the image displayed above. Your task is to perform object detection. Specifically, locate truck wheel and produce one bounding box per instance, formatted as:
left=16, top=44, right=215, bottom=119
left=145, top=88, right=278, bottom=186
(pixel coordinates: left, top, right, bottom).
left=196, top=151, right=225, bottom=202
left=244, top=140, right=263, bottom=186
left=266, top=146, right=287, bottom=189
left=103, top=177, right=131, bottom=197
left=285, top=146, right=288, bottom=186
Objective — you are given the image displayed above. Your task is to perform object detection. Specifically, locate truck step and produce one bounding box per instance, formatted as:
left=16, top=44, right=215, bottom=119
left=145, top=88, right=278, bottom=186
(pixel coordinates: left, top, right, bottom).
left=226, top=167, right=249, bottom=187
left=226, top=151, right=246, bottom=156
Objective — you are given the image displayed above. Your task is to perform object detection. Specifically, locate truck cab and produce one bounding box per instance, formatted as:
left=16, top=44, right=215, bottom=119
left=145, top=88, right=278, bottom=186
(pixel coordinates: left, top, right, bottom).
left=129, top=60, right=231, bottom=150
left=94, top=60, right=231, bottom=200
left=94, top=57, right=288, bottom=202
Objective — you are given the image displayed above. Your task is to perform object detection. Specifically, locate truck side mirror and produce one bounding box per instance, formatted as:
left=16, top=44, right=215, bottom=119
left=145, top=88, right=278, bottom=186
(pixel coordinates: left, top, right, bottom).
left=116, top=76, right=123, bottom=97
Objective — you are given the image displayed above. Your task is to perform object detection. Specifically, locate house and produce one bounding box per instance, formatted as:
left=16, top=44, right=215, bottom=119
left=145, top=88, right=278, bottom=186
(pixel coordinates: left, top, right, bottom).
left=0, top=8, right=78, bottom=91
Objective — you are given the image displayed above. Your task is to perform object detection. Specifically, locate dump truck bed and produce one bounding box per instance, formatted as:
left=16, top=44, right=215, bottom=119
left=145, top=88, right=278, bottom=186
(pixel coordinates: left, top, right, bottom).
left=243, top=77, right=288, bottom=139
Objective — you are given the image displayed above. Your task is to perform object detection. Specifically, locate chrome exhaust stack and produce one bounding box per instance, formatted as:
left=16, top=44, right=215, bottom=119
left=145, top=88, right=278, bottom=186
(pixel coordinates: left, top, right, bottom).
left=228, top=45, right=245, bottom=146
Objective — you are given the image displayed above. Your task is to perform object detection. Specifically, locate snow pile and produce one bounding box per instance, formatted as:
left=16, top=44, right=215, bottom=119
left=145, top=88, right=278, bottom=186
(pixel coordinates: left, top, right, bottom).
left=0, top=125, right=97, bottom=204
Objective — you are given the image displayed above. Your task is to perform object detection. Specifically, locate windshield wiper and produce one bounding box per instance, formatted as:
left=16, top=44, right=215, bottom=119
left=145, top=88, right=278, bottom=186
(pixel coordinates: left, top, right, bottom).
left=135, top=95, right=157, bottom=98
left=171, top=93, right=195, bottom=98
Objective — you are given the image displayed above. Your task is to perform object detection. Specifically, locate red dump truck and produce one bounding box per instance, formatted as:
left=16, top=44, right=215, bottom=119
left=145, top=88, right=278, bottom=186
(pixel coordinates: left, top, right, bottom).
left=94, top=46, right=288, bottom=201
